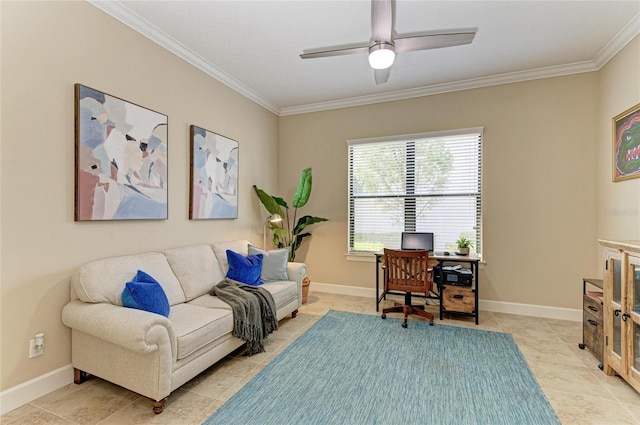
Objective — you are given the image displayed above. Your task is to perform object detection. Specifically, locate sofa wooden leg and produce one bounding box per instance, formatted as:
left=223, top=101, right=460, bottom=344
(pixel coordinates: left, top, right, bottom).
left=151, top=397, right=168, bottom=414
left=73, top=368, right=89, bottom=384
left=291, top=309, right=298, bottom=318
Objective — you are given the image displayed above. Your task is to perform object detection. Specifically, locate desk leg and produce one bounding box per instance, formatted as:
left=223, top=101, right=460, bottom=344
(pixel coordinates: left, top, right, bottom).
left=438, top=261, right=444, bottom=321
left=439, top=283, right=444, bottom=321
left=474, top=262, right=479, bottom=325
left=375, top=256, right=380, bottom=312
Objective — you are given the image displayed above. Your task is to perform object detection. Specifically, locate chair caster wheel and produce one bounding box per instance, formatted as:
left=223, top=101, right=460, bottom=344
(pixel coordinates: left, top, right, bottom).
left=429, top=321, right=434, bottom=326
left=402, top=322, right=408, bottom=328
left=381, top=313, right=386, bottom=319
left=578, top=343, right=585, bottom=349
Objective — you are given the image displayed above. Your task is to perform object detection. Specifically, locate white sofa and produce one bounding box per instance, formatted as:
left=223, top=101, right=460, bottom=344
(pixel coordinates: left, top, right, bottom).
left=61, top=240, right=306, bottom=413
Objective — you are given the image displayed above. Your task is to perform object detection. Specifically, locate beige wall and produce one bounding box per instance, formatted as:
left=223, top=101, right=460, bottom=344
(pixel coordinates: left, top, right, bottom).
left=280, top=73, right=600, bottom=309
left=1, top=0, right=638, bottom=400
left=0, top=1, right=279, bottom=391
left=597, top=35, right=640, bottom=247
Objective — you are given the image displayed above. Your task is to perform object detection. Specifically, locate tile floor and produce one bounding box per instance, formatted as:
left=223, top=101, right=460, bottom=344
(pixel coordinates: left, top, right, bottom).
left=3, top=291, right=640, bottom=425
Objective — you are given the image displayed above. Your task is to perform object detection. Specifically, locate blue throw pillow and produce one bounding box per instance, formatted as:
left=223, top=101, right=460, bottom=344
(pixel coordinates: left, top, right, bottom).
left=226, top=250, right=264, bottom=286
left=121, top=270, right=170, bottom=317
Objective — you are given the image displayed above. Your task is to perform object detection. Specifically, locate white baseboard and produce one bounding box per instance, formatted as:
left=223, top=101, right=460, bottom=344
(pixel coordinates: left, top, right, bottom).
left=1, top=284, right=581, bottom=415
left=0, top=364, right=74, bottom=415
left=479, top=299, right=582, bottom=321
left=310, top=282, right=582, bottom=322
left=312, top=282, right=378, bottom=298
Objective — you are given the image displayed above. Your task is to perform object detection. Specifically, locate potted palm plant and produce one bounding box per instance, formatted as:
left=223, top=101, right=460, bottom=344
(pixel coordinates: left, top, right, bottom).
left=456, top=237, right=473, bottom=256
left=253, top=168, right=328, bottom=262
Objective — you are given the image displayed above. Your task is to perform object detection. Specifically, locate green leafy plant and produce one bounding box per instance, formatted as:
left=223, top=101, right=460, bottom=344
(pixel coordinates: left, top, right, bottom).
left=456, top=237, right=474, bottom=249
left=253, top=168, right=328, bottom=261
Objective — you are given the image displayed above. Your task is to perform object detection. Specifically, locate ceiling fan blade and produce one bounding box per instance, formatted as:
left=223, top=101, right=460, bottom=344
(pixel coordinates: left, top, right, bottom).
left=300, top=44, right=369, bottom=59
left=371, top=0, right=393, bottom=42
left=394, top=31, right=476, bottom=53
left=374, top=67, right=391, bottom=85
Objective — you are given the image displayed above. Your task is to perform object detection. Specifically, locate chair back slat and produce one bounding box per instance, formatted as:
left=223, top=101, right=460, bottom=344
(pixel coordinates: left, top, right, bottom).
left=383, top=248, right=432, bottom=295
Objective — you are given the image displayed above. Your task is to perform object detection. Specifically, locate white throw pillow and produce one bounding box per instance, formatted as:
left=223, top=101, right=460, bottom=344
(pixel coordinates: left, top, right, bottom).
left=248, top=245, right=289, bottom=282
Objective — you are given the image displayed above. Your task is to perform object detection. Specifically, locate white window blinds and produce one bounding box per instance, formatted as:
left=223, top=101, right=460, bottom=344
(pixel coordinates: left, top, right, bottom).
left=347, top=128, right=483, bottom=254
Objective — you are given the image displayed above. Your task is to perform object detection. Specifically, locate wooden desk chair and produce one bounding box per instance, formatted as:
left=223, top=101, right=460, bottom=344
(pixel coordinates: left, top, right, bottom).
left=381, top=248, right=435, bottom=328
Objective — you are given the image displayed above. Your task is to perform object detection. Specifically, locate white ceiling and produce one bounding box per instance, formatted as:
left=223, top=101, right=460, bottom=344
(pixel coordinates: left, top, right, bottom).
left=92, top=0, right=640, bottom=116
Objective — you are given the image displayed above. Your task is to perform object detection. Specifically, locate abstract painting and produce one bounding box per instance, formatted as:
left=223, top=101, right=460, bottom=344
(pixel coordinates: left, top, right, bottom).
left=190, top=126, right=239, bottom=219
left=613, top=102, right=640, bottom=182
left=75, top=84, right=168, bottom=220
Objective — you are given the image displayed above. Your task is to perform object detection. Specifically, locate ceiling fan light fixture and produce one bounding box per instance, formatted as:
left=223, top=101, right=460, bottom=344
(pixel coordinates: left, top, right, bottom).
left=368, top=42, right=395, bottom=70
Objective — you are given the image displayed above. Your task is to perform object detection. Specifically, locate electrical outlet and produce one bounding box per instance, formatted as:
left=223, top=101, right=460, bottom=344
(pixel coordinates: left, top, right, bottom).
left=29, top=339, right=43, bottom=358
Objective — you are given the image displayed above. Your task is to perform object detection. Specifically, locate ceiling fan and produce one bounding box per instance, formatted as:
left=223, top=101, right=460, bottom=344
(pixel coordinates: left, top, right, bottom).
left=300, top=0, right=476, bottom=84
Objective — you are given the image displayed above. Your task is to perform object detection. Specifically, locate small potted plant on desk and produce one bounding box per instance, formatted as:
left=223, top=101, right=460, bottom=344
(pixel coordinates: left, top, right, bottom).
left=456, top=237, right=473, bottom=256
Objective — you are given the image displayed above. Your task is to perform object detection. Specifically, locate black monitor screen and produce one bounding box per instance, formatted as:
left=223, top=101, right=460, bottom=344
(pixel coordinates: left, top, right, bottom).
left=401, top=232, right=434, bottom=251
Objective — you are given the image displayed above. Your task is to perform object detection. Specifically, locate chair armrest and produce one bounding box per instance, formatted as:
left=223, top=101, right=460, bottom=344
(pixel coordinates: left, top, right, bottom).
left=62, top=300, right=176, bottom=356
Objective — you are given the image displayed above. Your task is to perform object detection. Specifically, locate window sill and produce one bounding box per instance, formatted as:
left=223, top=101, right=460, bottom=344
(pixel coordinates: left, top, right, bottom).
left=346, top=251, right=486, bottom=268
left=345, top=252, right=377, bottom=263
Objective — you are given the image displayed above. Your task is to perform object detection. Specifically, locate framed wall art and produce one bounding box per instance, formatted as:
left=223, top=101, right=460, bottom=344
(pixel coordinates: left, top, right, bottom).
left=74, top=84, right=168, bottom=220
left=613, top=102, right=640, bottom=182
left=190, top=125, right=239, bottom=219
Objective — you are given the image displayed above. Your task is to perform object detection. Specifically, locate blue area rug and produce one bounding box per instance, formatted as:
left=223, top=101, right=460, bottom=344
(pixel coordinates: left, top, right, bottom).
left=203, top=310, right=560, bottom=425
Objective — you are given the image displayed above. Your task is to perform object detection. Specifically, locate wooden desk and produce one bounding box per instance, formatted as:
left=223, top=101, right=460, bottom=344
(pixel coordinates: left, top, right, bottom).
left=375, top=251, right=480, bottom=324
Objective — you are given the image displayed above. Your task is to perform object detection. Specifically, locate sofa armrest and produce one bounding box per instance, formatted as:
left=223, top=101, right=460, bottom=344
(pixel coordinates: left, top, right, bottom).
left=62, top=300, right=176, bottom=356
left=287, top=262, right=307, bottom=305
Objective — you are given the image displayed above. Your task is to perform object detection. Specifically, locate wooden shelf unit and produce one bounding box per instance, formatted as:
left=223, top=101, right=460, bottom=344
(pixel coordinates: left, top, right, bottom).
left=599, top=240, right=640, bottom=394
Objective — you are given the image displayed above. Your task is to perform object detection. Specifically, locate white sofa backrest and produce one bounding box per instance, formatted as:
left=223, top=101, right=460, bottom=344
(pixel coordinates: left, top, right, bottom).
left=72, top=252, right=187, bottom=306
left=164, top=244, right=224, bottom=301
left=211, top=239, right=251, bottom=274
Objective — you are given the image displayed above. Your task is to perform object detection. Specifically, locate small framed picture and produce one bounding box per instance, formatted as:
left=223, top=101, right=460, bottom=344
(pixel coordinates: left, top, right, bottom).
left=190, top=125, right=239, bottom=219
left=612, top=102, right=640, bottom=182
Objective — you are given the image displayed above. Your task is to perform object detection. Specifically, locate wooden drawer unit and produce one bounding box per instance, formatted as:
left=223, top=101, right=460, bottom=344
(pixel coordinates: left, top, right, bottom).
left=582, top=311, right=603, bottom=362
left=441, top=284, right=475, bottom=314
left=584, top=292, right=603, bottom=318
left=579, top=278, right=604, bottom=365
left=429, top=256, right=480, bottom=325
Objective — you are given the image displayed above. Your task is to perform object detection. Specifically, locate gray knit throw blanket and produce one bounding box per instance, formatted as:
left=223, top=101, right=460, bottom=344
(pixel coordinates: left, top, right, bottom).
left=209, top=279, right=278, bottom=356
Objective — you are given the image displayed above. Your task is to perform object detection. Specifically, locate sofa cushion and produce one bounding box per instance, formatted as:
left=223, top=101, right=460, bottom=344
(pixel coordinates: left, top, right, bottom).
left=74, top=253, right=186, bottom=306
left=164, top=245, right=225, bottom=300
left=212, top=239, right=251, bottom=274
left=226, top=250, right=263, bottom=286
left=248, top=245, right=289, bottom=282
left=187, top=293, right=232, bottom=310
left=262, top=280, right=298, bottom=309
left=189, top=281, right=297, bottom=311
left=121, top=270, right=170, bottom=317
left=169, top=304, right=234, bottom=360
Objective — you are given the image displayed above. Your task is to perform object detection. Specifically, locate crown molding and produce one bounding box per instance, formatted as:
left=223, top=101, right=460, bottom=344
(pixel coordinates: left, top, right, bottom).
left=279, top=61, right=598, bottom=116
left=88, top=0, right=281, bottom=115
left=280, top=12, right=639, bottom=116
left=89, top=1, right=639, bottom=118
left=593, top=11, right=640, bottom=68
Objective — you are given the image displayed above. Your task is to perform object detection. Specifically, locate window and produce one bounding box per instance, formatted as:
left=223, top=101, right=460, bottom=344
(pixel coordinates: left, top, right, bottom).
left=347, top=127, right=483, bottom=255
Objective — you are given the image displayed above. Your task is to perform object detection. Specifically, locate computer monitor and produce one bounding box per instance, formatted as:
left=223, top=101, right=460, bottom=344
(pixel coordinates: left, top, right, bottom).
left=400, top=232, right=434, bottom=252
